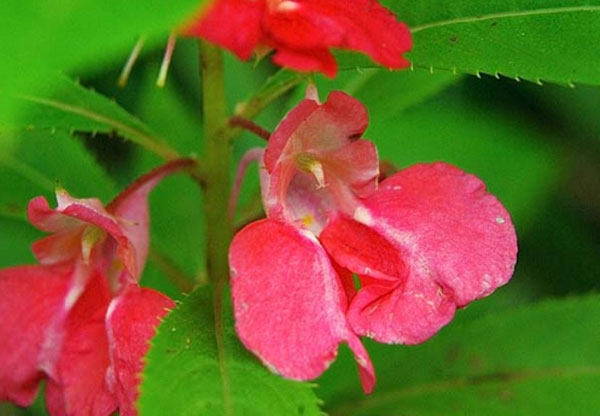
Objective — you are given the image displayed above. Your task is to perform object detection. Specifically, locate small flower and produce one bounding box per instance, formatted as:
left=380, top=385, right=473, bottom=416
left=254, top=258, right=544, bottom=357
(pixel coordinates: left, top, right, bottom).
left=229, top=91, right=518, bottom=393
left=182, top=0, right=412, bottom=77
left=0, top=159, right=193, bottom=415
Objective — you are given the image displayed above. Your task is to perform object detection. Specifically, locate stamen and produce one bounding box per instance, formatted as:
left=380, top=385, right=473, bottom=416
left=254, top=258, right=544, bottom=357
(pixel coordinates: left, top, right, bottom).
left=118, top=36, right=146, bottom=88
left=81, top=226, right=107, bottom=264
left=305, top=82, right=320, bottom=102
left=296, top=152, right=326, bottom=188
left=156, top=32, right=177, bottom=88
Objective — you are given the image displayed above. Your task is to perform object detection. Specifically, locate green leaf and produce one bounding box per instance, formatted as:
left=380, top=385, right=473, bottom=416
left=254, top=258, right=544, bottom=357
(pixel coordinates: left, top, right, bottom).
left=139, top=287, right=322, bottom=416
left=0, top=0, right=203, bottom=118
left=3, top=74, right=178, bottom=160
left=319, top=295, right=600, bottom=416
left=340, top=0, right=600, bottom=86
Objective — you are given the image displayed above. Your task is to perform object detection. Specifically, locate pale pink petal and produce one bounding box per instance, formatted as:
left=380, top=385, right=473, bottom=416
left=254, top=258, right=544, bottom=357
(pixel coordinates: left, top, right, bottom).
left=31, top=230, right=82, bottom=265
left=107, top=158, right=195, bottom=281
left=45, top=272, right=117, bottom=416
left=322, top=139, right=379, bottom=198
left=181, top=0, right=264, bottom=59
left=27, top=191, right=131, bottom=272
left=366, top=163, right=518, bottom=307
left=105, top=286, right=174, bottom=416
left=229, top=218, right=374, bottom=391
left=264, top=91, right=369, bottom=175
left=264, top=99, right=320, bottom=172
left=264, top=92, right=374, bottom=228
left=0, top=265, right=71, bottom=406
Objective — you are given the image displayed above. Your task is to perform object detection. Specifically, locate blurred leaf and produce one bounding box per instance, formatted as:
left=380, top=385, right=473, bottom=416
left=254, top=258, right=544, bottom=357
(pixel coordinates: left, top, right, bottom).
left=0, top=130, right=116, bottom=206
left=319, top=295, right=600, bottom=416
left=346, top=68, right=462, bottom=124
left=518, top=196, right=600, bottom=295
left=2, top=74, right=178, bottom=160
left=285, top=68, right=461, bottom=131
left=0, top=0, right=202, bottom=118
left=129, top=68, right=205, bottom=297
left=340, top=0, right=600, bottom=86
left=0, top=217, right=42, bottom=266
left=136, top=64, right=203, bottom=155
left=525, top=83, right=600, bottom=149
left=139, top=286, right=322, bottom=416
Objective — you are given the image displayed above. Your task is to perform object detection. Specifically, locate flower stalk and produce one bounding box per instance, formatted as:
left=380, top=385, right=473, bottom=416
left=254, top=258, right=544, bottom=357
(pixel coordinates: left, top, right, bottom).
left=198, top=39, right=234, bottom=416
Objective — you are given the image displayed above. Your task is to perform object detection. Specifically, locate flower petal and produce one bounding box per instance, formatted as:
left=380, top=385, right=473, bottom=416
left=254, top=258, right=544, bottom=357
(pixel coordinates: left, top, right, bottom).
left=265, top=91, right=368, bottom=172
left=27, top=191, right=131, bottom=271
left=105, top=286, right=174, bottom=416
left=321, top=139, right=379, bottom=198
left=320, top=215, right=406, bottom=282
left=107, top=159, right=193, bottom=281
left=181, top=0, right=264, bottom=59
left=347, top=271, right=456, bottom=344
left=45, top=272, right=117, bottom=416
left=264, top=99, right=320, bottom=173
left=271, top=46, right=338, bottom=78
left=229, top=218, right=374, bottom=391
left=265, top=0, right=412, bottom=70
left=366, top=163, right=518, bottom=307
left=0, top=265, right=71, bottom=406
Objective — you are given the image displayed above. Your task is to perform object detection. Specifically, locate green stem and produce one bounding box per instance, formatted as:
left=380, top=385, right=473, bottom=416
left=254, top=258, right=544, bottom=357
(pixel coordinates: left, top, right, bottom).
left=199, top=40, right=232, bottom=286
left=198, top=40, right=233, bottom=416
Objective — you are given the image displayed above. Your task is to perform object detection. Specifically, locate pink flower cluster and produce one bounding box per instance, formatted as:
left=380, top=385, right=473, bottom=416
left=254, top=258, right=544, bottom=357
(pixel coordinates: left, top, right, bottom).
left=0, top=160, right=192, bottom=415
left=229, top=91, right=518, bottom=392
left=183, top=0, right=412, bottom=77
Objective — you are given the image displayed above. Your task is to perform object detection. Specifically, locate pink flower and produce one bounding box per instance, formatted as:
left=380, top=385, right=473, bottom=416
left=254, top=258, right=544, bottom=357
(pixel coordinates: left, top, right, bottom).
left=0, top=160, right=192, bottom=415
left=182, top=0, right=412, bottom=77
left=229, top=91, right=518, bottom=393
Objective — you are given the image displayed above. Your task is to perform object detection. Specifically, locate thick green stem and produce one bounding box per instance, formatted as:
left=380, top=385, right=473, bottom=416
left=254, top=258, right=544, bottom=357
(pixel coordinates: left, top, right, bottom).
left=200, top=40, right=232, bottom=287
left=199, top=40, right=233, bottom=416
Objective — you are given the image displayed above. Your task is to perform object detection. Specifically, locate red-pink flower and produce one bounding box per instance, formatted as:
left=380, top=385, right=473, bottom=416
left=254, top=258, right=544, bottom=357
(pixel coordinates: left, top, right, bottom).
left=0, top=160, right=192, bottom=415
left=182, top=0, right=412, bottom=77
left=229, top=91, right=518, bottom=393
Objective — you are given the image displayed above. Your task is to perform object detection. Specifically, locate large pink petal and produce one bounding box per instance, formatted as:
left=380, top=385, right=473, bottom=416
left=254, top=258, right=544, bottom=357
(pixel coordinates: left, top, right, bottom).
left=366, top=163, right=518, bottom=307
left=320, top=215, right=456, bottom=344
left=321, top=163, right=516, bottom=344
left=229, top=218, right=374, bottom=392
left=105, top=286, right=174, bottom=416
left=45, top=272, right=117, bottom=416
left=0, top=265, right=71, bottom=406
left=181, top=0, right=264, bottom=59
